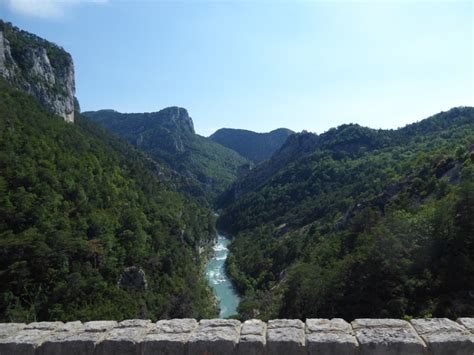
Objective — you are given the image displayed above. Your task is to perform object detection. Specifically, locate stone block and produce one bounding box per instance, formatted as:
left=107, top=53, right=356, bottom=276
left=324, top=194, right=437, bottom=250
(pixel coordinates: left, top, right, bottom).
left=236, top=319, right=266, bottom=355
left=118, top=319, right=152, bottom=328
left=0, top=329, right=52, bottom=355
left=188, top=318, right=241, bottom=354
left=142, top=319, right=198, bottom=355
left=57, top=321, right=83, bottom=332
left=36, top=324, right=93, bottom=355
left=306, top=318, right=358, bottom=355
left=353, top=318, right=426, bottom=355
left=411, top=318, right=474, bottom=355
left=40, top=330, right=106, bottom=355
left=267, top=319, right=305, bottom=355
left=457, top=318, right=474, bottom=334
left=84, top=320, right=118, bottom=332
left=96, top=326, right=148, bottom=355
left=25, top=321, right=63, bottom=331
left=153, top=319, right=198, bottom=334
left=0, top=323, right=26, bottom=339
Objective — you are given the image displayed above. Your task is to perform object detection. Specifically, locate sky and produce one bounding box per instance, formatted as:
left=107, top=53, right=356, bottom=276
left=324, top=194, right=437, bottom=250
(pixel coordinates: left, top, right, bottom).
left=0, top=0, right=473, bottom=136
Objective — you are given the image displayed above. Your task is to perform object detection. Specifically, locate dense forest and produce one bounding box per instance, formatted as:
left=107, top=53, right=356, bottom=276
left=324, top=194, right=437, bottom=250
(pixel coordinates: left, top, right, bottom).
left=218, top=107, right=474, bottom=320
left=0, top=78, right=218, bottom=322
left=83, top=108, right=251, bottom=205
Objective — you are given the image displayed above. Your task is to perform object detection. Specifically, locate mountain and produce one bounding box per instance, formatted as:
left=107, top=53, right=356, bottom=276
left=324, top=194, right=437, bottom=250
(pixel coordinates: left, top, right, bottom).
left=0, top=78, right=218, bottom=322
left=0, top=24, right=217, bottom=322
left=83, top=108, right=251, bottom=204
left=218, top=107, right=474, bottom=320
left=210, top=128, right=294, bottom=163
left=0, top=20, right=75, bottom=122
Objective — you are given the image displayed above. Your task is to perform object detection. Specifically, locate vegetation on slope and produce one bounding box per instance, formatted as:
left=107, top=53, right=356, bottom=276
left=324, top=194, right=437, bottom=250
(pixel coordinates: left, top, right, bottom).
left=83, top=109, right=251, bottom=205
left=210, top=128, right=294, bottom=163
left=0, top=79, right=217, bottom=322
left=218, top=107, right=474, bottom=320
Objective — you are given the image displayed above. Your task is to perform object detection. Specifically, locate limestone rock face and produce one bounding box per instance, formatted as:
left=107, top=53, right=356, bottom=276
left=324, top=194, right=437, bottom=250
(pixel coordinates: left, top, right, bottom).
left=0, top=21, right=75, bottom=122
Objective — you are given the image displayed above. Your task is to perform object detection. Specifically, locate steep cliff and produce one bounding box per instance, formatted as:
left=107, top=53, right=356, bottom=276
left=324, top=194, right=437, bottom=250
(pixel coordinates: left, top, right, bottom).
left=0, top=21, right=75, bottom=122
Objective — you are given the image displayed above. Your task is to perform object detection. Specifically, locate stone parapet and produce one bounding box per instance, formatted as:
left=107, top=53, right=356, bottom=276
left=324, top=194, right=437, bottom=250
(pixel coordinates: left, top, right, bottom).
left=0, top=318, right=472, bottom=354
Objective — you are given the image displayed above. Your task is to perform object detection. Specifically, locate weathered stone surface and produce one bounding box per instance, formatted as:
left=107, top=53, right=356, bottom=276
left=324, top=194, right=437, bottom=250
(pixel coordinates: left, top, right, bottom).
left=25, top=321, right=63, bottom=330
left=267, top=319, right=305, bottom=355
left=57, top=321, right=83, bottom=332
left=118, top=319, right=151, bottom=328
left=353, top=318, right=426, bottom=355
left=411, top=318, right=474, bottom=355
left=0, top=323, right=26, bottom=339
left=154, top=318, right=198, bottom=334
left=352, top=318, right=409, bottom=329
left=84, top=320, right=118, bottom=332
left=237, top=319, right=266, bottom=355
left=188, top=318, right=241, bottom=354
left=458, top=318, right=474, bottom=333
left=199, top=319, right=241, bottom=328
left=142, top=319, right=198, bottom=355
left=0, top=329, right=52, bottom=355
left=38, top=330, right=105, bottom=355
left=96, top=326, right=148, bottom=355
left=268, top=319, right=304, bottom=329
left=36, top=323, right=85, bottom=355
left=306, top=318, right=358, bottom=355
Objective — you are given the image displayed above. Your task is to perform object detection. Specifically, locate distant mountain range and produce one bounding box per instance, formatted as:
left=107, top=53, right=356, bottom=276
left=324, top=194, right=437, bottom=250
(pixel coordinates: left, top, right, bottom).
left=210, top=128, right=294, bottom=163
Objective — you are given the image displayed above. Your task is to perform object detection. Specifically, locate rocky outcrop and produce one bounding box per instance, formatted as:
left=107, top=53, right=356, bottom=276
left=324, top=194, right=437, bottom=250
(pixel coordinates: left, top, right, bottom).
left=118, top=266, right=148, bottom=291
left=0, top=21, right=75, bottom=122
left=0, top=318, right=473, bottom=354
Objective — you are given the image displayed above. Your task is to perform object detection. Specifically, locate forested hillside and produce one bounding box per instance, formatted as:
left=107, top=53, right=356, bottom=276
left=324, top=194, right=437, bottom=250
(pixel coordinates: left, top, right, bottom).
left=0, top=79, right=217, bottom=322
left=210, top=128, right=294, bottom=163
left=218, top=107, right=474, bottom=320
left=83, top=109, right=251, bottom=204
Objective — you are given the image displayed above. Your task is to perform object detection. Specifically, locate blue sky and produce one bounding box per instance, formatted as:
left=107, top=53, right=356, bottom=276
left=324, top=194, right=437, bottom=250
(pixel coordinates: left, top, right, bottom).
left=1, top=0, right=472, bottom=136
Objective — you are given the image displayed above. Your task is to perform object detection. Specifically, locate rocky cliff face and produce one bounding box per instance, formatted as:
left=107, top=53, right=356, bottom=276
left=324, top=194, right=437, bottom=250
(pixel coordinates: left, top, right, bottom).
left=0, top=21, right=75, bottom=122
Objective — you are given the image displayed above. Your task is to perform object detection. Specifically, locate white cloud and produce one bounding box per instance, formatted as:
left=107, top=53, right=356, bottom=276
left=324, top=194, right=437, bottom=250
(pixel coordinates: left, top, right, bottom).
left=3, top=0, right=107, bottom=19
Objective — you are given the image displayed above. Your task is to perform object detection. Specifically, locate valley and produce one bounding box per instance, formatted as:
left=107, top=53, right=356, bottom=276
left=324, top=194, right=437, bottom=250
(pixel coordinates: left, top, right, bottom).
left=0, top=19, right=472, bottom=324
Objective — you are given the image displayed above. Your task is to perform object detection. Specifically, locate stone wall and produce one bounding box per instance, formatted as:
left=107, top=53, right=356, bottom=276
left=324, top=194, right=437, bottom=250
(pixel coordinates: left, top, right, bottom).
left=0, top=318, right=473, bottom=354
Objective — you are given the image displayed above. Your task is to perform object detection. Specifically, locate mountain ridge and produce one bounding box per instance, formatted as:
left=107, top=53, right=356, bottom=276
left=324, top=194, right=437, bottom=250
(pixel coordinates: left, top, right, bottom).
left=218, top=106, right=474, bottom=320
left=210, top=127, right=294, bottom=163
left=83, top=108, right=251, bottom=204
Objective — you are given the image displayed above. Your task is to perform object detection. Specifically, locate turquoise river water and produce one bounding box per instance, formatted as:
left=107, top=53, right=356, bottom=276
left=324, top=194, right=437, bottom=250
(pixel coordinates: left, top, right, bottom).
left=205, top=234, right=240, bottom=318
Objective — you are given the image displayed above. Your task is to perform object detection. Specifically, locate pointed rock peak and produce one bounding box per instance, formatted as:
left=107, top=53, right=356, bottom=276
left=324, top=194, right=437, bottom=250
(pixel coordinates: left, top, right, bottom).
left=155, top=106, right=195, bottom=134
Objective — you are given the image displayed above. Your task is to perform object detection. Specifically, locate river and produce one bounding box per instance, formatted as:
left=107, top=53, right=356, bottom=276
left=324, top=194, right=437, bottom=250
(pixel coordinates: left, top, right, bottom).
left=205, top=234, right=240, bottom=318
